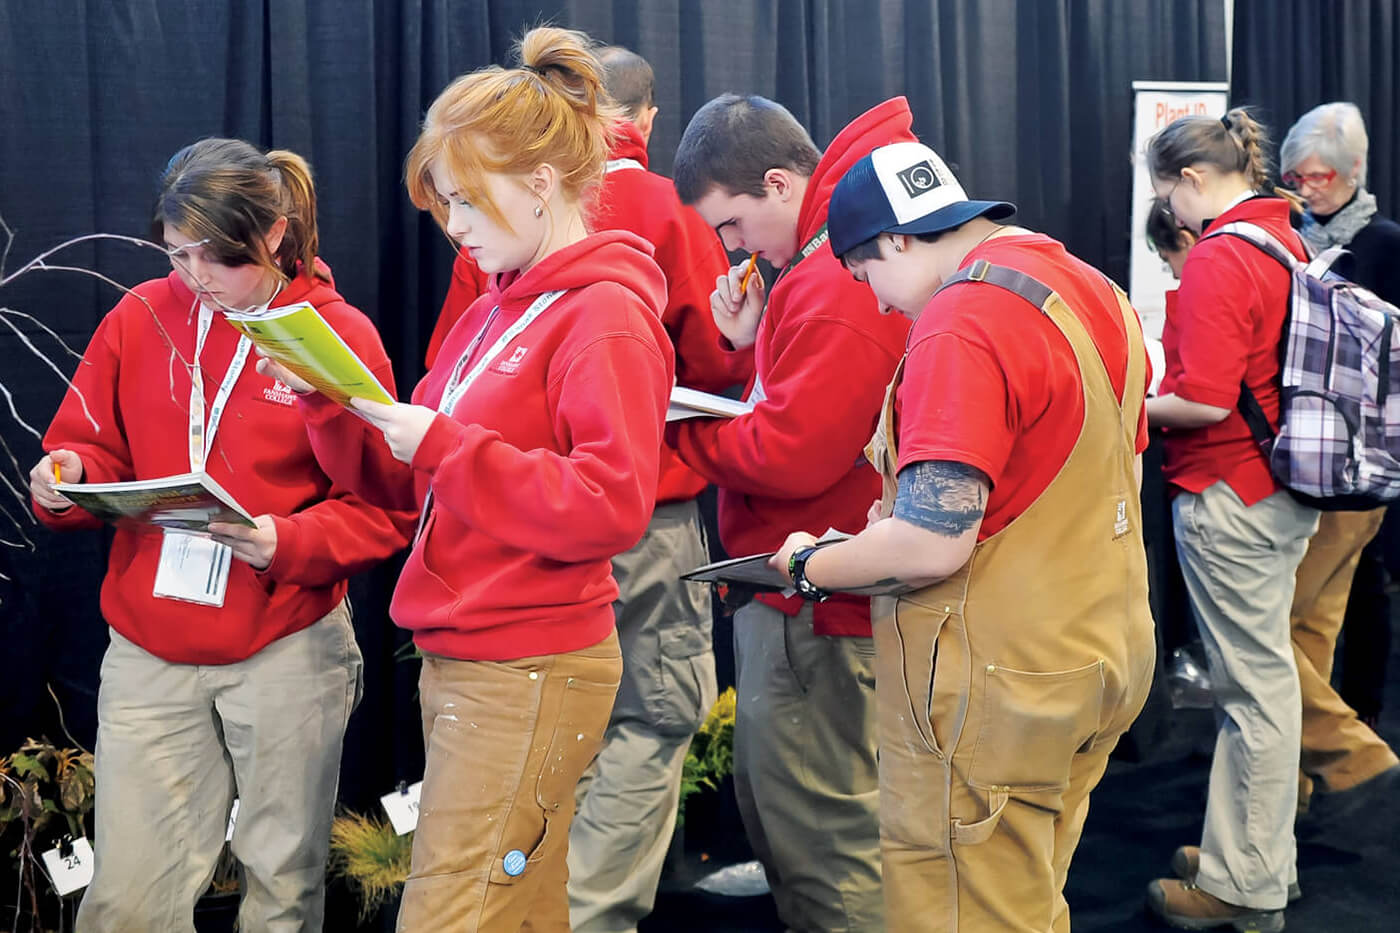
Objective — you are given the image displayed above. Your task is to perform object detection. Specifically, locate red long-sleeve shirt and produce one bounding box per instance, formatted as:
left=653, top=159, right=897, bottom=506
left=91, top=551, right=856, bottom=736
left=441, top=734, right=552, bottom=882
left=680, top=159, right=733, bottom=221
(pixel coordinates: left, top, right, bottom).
left=35, top=262, right=414, bottom=664
left=1160, top=196, right=1306, bottom=504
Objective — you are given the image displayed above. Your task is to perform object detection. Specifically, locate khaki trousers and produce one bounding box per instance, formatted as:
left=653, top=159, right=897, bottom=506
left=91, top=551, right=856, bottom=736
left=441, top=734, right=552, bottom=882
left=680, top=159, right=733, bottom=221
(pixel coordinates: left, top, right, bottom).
left=568, top=501, right=717, bottom=933
left=1174, top=483, right=1318, bottom=910
left=731, top=600, right=883, bottom=933
left=397, top=632, right=621, bottom=933
left=1290, top=507, right=1398, bottom=796
left=79, top=603, right=362, bottom=933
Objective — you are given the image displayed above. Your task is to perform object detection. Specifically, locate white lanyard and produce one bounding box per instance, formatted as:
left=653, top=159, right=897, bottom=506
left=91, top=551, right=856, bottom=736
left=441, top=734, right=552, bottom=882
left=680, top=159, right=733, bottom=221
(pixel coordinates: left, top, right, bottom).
left=437, top=289, right=566, bottom=416
left=415, top=288, right=566, bottom=544
left=605, top=158, right=644, bottom=174
left=189, top=303, right=254, bottom=471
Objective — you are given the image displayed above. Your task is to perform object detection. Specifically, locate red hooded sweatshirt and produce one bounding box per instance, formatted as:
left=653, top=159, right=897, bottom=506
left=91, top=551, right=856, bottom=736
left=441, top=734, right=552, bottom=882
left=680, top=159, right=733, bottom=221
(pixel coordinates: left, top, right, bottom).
left=427, top=121, right=748, bottom=505
left=303, top=231, right=675, bottom=661
left=666, top=98, right=915, bottom=637
left=35, top=262, right=415, bottom=665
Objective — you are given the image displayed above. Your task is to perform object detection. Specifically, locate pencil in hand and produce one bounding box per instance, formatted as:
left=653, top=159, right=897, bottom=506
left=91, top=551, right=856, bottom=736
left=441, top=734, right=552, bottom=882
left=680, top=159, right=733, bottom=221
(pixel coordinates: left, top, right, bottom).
left=738, top=252, right=760, bottom=296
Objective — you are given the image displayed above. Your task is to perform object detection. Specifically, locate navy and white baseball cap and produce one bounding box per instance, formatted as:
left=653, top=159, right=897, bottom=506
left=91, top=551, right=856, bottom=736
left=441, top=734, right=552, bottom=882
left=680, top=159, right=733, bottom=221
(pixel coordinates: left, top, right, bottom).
left=828, top=141, right=1016, bottom=258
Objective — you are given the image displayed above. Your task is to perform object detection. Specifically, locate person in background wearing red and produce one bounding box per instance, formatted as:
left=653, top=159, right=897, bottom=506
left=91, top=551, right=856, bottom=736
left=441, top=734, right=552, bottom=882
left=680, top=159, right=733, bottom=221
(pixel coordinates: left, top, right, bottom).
left=28, top=138, right=411, bottom=931
left=771, top=140, right=1154, bottom=932
left=667, top=94, right=914, bottom=933
left=564, top=45, right=750, bottom=933
left=263, top=27, right=674, bottom=931
left=1143, top=109, right=1318, bottom=932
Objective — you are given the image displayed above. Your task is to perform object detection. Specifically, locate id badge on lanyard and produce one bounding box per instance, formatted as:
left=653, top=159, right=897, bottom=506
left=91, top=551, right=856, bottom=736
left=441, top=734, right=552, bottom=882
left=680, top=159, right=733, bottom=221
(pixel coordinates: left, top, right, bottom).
left=414, top=289, right=566, bottom=543
left=154, top=301, right=254, bottom=607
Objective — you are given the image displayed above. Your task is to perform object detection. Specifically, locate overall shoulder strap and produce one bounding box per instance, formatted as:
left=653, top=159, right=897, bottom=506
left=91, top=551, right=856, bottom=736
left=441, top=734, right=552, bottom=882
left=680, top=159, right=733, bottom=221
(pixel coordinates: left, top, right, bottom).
left=937, top=259, right=1054, bottom=308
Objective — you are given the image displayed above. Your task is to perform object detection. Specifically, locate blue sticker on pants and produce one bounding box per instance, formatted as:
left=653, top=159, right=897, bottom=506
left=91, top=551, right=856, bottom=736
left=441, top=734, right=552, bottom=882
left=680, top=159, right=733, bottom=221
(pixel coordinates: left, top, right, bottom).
left=502, top=849, right=526, bottom=877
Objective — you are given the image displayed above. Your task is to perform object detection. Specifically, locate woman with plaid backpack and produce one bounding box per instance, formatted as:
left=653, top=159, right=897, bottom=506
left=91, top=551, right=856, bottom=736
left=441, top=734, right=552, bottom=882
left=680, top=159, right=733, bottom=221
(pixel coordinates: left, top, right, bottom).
left=1143, top=108, right=1318, bottom=932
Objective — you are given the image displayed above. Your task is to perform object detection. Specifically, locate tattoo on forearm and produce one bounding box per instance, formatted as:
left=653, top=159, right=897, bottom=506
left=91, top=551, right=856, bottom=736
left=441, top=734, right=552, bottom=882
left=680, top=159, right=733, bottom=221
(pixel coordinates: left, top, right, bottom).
left=893, top=461, right=988, bottom=537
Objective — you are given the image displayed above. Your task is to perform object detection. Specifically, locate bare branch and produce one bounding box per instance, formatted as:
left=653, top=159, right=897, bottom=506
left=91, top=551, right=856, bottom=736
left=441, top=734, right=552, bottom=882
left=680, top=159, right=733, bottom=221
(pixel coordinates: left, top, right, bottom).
left=0, top=307, right=85, bottom=360
left=0, top=315, right=100, bottom=433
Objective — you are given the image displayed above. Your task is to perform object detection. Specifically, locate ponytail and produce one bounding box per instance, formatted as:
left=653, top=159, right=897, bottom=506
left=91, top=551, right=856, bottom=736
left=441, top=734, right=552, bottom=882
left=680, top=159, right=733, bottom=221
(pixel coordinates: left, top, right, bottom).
left=1147, top=106, right=1273, bottom=191
left=264, top=150, right=325, bottom=281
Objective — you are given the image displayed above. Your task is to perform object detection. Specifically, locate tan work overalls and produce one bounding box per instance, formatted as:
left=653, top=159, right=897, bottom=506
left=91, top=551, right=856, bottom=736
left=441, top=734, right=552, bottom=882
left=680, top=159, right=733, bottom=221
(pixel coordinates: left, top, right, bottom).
left=864, top=261, right=1157, bottom=932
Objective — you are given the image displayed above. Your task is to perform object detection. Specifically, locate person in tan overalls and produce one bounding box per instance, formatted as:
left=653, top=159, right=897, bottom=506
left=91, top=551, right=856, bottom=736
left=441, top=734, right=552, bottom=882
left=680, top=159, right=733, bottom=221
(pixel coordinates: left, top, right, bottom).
left=772, top=142, right=1157, bottom=931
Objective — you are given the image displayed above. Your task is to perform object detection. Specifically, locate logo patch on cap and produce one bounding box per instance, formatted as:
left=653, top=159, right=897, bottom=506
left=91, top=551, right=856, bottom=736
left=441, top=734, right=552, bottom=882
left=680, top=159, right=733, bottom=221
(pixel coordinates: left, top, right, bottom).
left=895, top=160, right=943, bottom=199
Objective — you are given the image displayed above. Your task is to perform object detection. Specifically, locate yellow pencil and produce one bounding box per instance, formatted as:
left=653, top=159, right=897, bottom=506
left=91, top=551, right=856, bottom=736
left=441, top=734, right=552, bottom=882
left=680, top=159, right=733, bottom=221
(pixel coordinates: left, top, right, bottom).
left=738, top=252, right=760, bottom=296
left=53, top=461, right=61, bottom=485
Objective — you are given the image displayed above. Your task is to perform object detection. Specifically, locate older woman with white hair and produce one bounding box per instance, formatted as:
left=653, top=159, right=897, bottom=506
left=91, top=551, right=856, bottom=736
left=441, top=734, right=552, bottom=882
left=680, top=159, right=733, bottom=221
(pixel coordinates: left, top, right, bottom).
left=1279, top=101, right=1400, bottom=821
left=1281, top=102, right=1400, bottom=298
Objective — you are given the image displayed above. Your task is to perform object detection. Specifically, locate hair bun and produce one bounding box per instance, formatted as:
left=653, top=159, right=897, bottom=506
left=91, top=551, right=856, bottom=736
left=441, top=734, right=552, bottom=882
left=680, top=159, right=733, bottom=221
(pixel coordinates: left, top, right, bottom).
left=517, top=26, right=606, bottom=115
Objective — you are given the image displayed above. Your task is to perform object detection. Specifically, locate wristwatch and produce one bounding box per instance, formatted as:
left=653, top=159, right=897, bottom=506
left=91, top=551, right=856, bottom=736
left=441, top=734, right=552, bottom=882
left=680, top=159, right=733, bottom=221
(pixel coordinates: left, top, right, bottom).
left=788, top=545, right=831, bottom=602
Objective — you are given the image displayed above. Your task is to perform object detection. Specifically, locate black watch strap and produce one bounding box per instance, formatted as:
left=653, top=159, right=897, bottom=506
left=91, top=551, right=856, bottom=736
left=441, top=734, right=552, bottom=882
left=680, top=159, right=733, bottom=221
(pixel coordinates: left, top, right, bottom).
left=788, top=545, right=831, bottom=602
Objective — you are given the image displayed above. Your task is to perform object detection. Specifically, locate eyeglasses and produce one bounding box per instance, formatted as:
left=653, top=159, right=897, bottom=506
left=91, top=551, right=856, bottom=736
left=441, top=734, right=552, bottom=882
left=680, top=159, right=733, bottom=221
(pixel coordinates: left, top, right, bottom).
left=1282, top=169, right=1338, bottom=190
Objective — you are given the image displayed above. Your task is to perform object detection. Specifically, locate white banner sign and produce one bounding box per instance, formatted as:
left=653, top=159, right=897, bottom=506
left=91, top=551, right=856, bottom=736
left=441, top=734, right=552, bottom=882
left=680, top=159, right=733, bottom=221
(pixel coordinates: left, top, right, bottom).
left=1129, top=81, right=1229, bottom=344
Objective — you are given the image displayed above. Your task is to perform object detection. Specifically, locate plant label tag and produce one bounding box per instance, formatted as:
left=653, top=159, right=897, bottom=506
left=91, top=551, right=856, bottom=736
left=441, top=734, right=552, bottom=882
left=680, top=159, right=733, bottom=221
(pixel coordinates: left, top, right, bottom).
left=226, top=798, right=240, bottom=842
left=379, top=781, right=423, bottom=835
left=41, top=837, right=94, bottom=896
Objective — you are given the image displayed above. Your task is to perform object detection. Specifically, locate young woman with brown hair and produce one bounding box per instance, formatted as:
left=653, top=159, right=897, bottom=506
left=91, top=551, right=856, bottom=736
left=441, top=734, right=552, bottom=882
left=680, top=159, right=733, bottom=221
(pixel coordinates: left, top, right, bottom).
left=1143, top=108, right=1318, bottom=932
left=28, top=137, right=410, bottom=931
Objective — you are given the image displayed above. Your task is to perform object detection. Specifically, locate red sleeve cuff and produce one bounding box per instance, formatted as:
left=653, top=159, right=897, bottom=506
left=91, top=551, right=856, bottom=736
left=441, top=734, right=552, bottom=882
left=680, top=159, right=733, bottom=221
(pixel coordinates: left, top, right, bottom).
left=259, top=513, right=300, bottom=581
left=1173, top=378, right=1241, bottom=411
left=412, top=412, right=467, bottom=475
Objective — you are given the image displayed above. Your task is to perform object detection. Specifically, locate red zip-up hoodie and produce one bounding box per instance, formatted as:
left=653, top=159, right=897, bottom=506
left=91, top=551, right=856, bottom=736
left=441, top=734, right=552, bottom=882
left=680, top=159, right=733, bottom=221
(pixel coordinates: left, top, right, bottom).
left=35, top=262, right=415, bottom=665
left=427, top=121, right=748, bottom=504
left=666, top=98, right=915, bottom=637
left=303, top=231, right=675, bottom=661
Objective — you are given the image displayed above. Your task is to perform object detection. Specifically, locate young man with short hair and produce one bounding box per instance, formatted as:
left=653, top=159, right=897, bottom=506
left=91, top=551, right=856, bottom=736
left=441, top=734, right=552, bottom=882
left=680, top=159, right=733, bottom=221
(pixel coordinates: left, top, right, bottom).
left=667, top=94, right=914, bottom=932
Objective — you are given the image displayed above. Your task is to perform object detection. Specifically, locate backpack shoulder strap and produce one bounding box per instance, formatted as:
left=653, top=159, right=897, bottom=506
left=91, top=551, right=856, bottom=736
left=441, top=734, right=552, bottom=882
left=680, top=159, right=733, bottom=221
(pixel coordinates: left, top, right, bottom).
left=1202, top=220, right=1306, bottom=272
left=937, top=259, right=1054, bottom=310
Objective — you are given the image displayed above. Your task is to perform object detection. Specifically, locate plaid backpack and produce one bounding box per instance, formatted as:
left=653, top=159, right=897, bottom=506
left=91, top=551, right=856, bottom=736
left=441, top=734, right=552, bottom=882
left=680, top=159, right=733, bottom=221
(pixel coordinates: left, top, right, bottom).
left=1204, top=221, right=1400, bottom=509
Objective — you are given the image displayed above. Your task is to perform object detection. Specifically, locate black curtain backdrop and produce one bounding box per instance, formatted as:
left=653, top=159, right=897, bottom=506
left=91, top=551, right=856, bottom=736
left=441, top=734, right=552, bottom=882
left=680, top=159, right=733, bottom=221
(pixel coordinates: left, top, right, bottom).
left=1232, top=0, right=1400, bottom=218
left=0, top=0, right=1233, bottom=846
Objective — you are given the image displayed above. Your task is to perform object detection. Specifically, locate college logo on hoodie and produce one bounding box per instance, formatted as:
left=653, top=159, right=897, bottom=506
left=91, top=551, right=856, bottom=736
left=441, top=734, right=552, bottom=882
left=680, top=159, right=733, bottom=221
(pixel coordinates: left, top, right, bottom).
left=261, top=378, right=299, bottom=406
left=492, top=345, right=529, bottom=376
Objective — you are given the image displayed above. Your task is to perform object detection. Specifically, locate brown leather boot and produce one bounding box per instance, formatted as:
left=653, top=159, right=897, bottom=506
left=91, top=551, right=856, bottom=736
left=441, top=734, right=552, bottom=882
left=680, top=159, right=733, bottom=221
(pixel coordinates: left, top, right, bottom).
left=1146, top=878, right=1285, bottom=931
left=1170, top=846, right=1301, bottom=902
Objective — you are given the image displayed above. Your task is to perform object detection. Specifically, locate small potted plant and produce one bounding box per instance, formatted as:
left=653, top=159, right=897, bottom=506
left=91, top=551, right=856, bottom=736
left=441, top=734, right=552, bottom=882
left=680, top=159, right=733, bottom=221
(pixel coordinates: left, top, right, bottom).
left=327, top=809, right=413, bottom=930
left=0, top=736, right=96, bottom=932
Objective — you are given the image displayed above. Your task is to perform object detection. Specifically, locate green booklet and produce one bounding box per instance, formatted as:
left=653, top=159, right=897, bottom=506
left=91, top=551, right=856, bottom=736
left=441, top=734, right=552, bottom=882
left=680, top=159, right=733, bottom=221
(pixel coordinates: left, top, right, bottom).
left=223, top=301, right=394, bottom=408
left=54, top=471, right=255, bottom=532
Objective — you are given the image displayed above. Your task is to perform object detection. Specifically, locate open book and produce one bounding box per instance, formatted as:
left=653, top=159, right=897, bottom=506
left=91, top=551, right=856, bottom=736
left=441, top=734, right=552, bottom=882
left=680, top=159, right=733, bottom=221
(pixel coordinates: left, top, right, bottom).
left=681, top=529, right=852, bottom=592
left=667, top=386, right=754, bottom=423
left=54, top=472, right=255, bottom=532
left=223, top=302, right=395, bottom=408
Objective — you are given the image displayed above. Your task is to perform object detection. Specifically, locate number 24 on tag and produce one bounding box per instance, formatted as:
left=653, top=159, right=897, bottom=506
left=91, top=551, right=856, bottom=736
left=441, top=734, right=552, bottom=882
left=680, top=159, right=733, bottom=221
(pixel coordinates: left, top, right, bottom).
left=41, top=837, right=94, bottom=896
